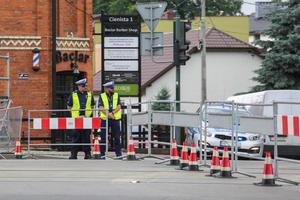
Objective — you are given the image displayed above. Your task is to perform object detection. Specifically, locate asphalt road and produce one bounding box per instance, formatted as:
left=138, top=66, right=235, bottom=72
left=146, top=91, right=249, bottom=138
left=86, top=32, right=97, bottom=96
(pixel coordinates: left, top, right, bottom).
left=0, top=157, right=299, bottom=200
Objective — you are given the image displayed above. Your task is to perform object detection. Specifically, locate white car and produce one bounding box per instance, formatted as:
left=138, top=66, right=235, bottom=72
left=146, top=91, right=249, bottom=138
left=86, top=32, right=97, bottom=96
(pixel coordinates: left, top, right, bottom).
left=186, top=104, right=264, bottom=154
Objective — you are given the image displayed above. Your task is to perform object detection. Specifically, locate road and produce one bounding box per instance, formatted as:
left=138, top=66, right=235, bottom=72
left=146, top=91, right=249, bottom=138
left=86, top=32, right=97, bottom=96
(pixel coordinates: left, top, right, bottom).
left=0, top=157, right=299, bottom=200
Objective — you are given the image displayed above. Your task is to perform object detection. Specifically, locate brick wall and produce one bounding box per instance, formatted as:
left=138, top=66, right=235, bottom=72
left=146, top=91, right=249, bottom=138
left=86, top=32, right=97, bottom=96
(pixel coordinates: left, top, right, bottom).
left=0, top=0, right=93, bottom=140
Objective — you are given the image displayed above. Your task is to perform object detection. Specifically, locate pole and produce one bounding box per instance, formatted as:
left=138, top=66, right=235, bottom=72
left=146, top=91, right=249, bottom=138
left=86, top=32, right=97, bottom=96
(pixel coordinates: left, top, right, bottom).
left=201, top=0, right=207, bottom=103
left=175, top=12, right=181, bottom=143
left=6, top=53, right=10, bottom=98
left=51, top=0, right=57, bottom=110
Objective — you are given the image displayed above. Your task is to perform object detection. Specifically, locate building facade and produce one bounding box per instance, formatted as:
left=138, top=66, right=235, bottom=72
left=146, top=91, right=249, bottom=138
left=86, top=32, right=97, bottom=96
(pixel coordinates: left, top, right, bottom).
left=0, top=0, right=93, bottom=141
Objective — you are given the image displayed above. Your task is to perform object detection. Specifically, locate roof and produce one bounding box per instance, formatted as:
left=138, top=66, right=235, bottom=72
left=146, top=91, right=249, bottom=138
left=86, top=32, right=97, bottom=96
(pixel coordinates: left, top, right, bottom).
left=93, top=27, right=259, bottom=93
left=249, top=14, right=271, bottom=34
left=142, top=27, right=259, bottom=90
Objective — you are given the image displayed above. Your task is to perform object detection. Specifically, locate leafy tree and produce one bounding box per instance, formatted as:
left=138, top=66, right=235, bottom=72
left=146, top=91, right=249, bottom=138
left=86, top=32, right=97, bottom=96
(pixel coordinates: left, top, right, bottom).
left=152, top=87, right=171, bottom=111
left=252, top=0, right=300, bottom=91
left=93, top=0, right=243, bottom=18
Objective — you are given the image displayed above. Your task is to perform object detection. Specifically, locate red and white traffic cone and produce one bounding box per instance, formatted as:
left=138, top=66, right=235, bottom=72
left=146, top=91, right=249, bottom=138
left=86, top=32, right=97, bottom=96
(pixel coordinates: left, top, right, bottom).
left=254, top=152, right=281, bottom=186
left=127, top=136, right=137, bottom=160
left=216, top=146, right=235, bottom=178
left=209, top=146, right=221, bottom=176
left=93, top=137, right=101, bottom=159
left=170, top=138, right=180, bottom=165
left=15, top=138, right=22, bottom=159
left=188, top=143, right=199, bottom=171
left=179, top=141, right=189, bottom=169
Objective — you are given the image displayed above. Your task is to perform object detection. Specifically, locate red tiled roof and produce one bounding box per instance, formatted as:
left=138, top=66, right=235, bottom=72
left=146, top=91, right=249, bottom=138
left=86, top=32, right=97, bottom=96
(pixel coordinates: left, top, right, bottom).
left=141, top=27, right=257, bottom=89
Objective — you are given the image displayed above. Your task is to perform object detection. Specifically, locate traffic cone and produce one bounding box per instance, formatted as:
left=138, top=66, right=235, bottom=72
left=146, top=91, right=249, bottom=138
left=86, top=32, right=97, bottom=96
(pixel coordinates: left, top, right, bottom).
left=93, top=137, right=101, bottom=159
left=215, top=146, right=235, bottom=178
left=127, top=136, right=137, bottom=160
left=179, top=141, right=189, bottom=169
left=15, top=138, right=22, bottom=159
left=254, top=152, right=281, bottom=186
left=209, top=146, right=221, bottom=176
left=188, top=143, right=199, bottom=171
left=170, top=139, right=180, bottom=165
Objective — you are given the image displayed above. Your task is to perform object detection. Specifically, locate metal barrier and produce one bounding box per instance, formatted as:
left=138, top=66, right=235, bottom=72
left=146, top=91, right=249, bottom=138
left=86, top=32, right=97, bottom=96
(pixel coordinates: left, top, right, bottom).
left=273, top=102, right=300, bottom=185
left=0, top=106, right=23, bottom=156
left=127, top=100, right=203, bottom=161
left=27, top=109, right=111, bottom=159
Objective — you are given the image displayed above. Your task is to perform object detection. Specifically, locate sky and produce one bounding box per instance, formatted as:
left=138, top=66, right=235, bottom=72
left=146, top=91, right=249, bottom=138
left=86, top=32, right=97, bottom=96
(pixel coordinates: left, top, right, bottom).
left=241, top=0, right=272, bottom=15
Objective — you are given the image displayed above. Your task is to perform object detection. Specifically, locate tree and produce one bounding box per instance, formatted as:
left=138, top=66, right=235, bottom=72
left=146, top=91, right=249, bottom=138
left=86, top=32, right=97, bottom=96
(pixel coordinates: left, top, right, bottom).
left=93, top=0, right=243, bottom=18
left=152, top=87, right=171, bottom=111
left=252, top=1, right=300, bottom=91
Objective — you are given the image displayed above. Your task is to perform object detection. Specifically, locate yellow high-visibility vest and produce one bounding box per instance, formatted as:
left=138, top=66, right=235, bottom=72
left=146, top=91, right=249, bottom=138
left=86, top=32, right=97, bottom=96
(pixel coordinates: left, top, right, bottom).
left=99, top=92, right=121, bottom=120
left=71, top=92, right=92, bottom=118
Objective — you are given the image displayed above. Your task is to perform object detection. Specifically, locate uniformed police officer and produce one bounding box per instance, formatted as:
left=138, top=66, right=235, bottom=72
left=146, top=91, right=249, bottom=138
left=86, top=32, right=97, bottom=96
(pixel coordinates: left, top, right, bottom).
left=67, top=78, right=95, bottom=159
left=99, top=81, right=122, bottom=158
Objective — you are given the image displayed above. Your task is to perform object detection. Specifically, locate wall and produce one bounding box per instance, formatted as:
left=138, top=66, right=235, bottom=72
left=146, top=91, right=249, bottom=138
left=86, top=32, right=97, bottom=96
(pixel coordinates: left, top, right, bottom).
left=143, top=50, right=262, bottom=112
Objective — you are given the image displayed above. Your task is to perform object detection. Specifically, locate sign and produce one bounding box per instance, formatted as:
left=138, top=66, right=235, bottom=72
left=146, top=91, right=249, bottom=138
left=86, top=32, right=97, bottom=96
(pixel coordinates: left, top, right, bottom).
left=104, top=49, right=138, bottom=60
left=136, top=2, right=167, bottom=31
left=56, top=51, right=89, bottom=64
left=102, top=15, right=141, bottom=97
left=104, top=71, right=139, bottom=83
left=18, top=73, right=29, bottom=80
left=104, top=61, right=138, bottom=71
left=140, top=32, right=164, bottom=56
left=104, top=37, right=139, bottom=48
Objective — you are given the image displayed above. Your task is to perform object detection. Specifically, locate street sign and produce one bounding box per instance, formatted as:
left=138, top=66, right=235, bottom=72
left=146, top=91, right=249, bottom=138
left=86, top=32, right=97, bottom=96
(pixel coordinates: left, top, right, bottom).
left=18, top=73, right=29, bottom=80
left=136, top=2, right=167, bottom=32
left=140, top=32, right=164, bottom=56
left=101, top=15, right=141, bottom=97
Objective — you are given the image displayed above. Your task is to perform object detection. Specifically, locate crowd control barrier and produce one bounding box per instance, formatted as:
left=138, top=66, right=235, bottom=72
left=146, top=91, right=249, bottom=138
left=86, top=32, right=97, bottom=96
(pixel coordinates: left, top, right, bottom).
left=0, top=106, right=23, bottom=157
left=27, top=109, right=111, bottom=159
left=127, top=100, right=203, bottom=162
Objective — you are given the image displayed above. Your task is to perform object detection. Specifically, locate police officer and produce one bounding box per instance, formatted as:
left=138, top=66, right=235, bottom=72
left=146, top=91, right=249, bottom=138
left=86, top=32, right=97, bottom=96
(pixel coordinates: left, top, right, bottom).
left=99, top=81, right=122, bottom=158
left=67, top=78, right=95, bottom=159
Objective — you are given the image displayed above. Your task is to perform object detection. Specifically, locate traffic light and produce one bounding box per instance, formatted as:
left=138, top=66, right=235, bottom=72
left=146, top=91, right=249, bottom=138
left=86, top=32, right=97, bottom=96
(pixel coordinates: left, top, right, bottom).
left=174, top=21, right=191, bottom=66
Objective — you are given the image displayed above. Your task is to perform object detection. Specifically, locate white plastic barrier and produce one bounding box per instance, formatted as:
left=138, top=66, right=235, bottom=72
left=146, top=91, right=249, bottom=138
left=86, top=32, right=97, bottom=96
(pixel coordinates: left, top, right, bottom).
left=239, top=116, right=273, bottom=134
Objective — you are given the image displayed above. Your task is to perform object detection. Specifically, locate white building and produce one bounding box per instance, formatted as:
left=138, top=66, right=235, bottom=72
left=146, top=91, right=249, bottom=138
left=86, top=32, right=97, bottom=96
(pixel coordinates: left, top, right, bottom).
left=141, top=28, right=263, bottom=112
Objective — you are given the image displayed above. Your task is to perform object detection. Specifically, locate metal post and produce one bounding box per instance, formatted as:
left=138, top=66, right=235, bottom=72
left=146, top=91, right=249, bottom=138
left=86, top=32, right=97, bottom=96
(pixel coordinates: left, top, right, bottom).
left=273, top=102, right=279, bottom=178
left=148, top=101, right=152, bottom=156
left=6, top=53, right=10, bottom=98
left=199, top=103, right=203, bottom=165
left=231, top=101, right=235, bottom=170
left=203, top=102, right=208, bottom=166
left=201, top=0, right=207, bottom=103
left=234, top=103, right=239, bottom=172
left=27, top=110, right=31, bottom=156
left=105, top=109, right=109, bottom=156
left=175, top=13, right=181, bottom=144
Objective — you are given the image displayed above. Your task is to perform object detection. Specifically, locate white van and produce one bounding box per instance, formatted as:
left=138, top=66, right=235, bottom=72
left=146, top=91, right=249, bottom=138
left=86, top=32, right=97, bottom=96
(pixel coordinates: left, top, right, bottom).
left=227, top=90, right=300, bottom=158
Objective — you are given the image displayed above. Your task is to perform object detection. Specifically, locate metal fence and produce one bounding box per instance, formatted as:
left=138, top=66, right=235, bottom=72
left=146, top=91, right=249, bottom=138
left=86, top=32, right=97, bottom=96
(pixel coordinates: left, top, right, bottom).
left=0, top=106, right=23, bottom=154
left=27, top=109, right=111, bottom=158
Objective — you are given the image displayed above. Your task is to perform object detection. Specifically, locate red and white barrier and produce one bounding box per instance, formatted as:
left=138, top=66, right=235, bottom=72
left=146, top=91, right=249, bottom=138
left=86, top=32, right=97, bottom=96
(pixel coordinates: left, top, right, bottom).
left=277, top=115, right=300, bottom=136
left=33, top=117, right=101, bottom=130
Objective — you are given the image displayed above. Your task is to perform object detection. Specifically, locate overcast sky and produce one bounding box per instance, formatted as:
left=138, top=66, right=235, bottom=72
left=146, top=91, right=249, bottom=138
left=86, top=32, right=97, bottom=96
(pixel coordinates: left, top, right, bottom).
left=241, top=0, right=272, bottom=15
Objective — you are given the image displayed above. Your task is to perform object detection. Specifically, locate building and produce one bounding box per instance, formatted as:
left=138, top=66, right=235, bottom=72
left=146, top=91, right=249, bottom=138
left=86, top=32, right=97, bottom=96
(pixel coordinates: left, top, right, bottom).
left=0, top=1, right=93, bottom=141
left=141, top=28, right=263, bottom=112
left=249, top=1, right=279, bottom=45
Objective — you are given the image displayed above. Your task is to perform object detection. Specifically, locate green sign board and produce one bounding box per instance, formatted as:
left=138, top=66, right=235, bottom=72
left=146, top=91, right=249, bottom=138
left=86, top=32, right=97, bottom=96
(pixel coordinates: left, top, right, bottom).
left=115, top=84, right=139, bottom=96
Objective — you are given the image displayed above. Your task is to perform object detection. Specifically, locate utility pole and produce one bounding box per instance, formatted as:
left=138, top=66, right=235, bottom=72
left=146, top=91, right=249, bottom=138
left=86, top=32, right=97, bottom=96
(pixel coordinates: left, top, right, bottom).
left=175, top=12, right=181, bottom=112
left=201, top=0, right=207, bottom=103
left=51, top=0, right=57, bottom=110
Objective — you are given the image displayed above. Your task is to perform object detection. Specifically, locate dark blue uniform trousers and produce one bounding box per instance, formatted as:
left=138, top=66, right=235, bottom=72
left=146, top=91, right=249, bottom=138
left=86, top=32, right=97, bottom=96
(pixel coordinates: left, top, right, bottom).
left=71, top=129, right=91, bottom=156
left=100, top=119, right=122, bottom=157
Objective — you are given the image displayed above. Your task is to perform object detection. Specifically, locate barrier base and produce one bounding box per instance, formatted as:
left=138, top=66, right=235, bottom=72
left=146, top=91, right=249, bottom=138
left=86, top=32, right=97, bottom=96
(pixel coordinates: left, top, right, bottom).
left=140, top=155, right=165, bottom=161
left=233, top=171, right=256, bottom=178
left=93, top=154, right=101, bottom=159
left=170, top=159, right=180, bottom=166
left=254, top=179, right=281, bottom=187
left=127, top=155, right=137, bottom=161
left=214, top=171, right=237, bottom=178
left=188, top=165, right=199, bottom=171
left=179, top=163, right=189, bottom=170
left=276, top=177, right=299, bottom=186
left=209, top=169, right=220, bottom=176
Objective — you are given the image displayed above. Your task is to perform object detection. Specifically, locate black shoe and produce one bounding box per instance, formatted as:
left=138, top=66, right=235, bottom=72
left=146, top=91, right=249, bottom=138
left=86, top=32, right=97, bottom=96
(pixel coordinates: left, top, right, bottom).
left=84, top=154, right=92, bottom=159
left=69, top=156, right=77, bottom=160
